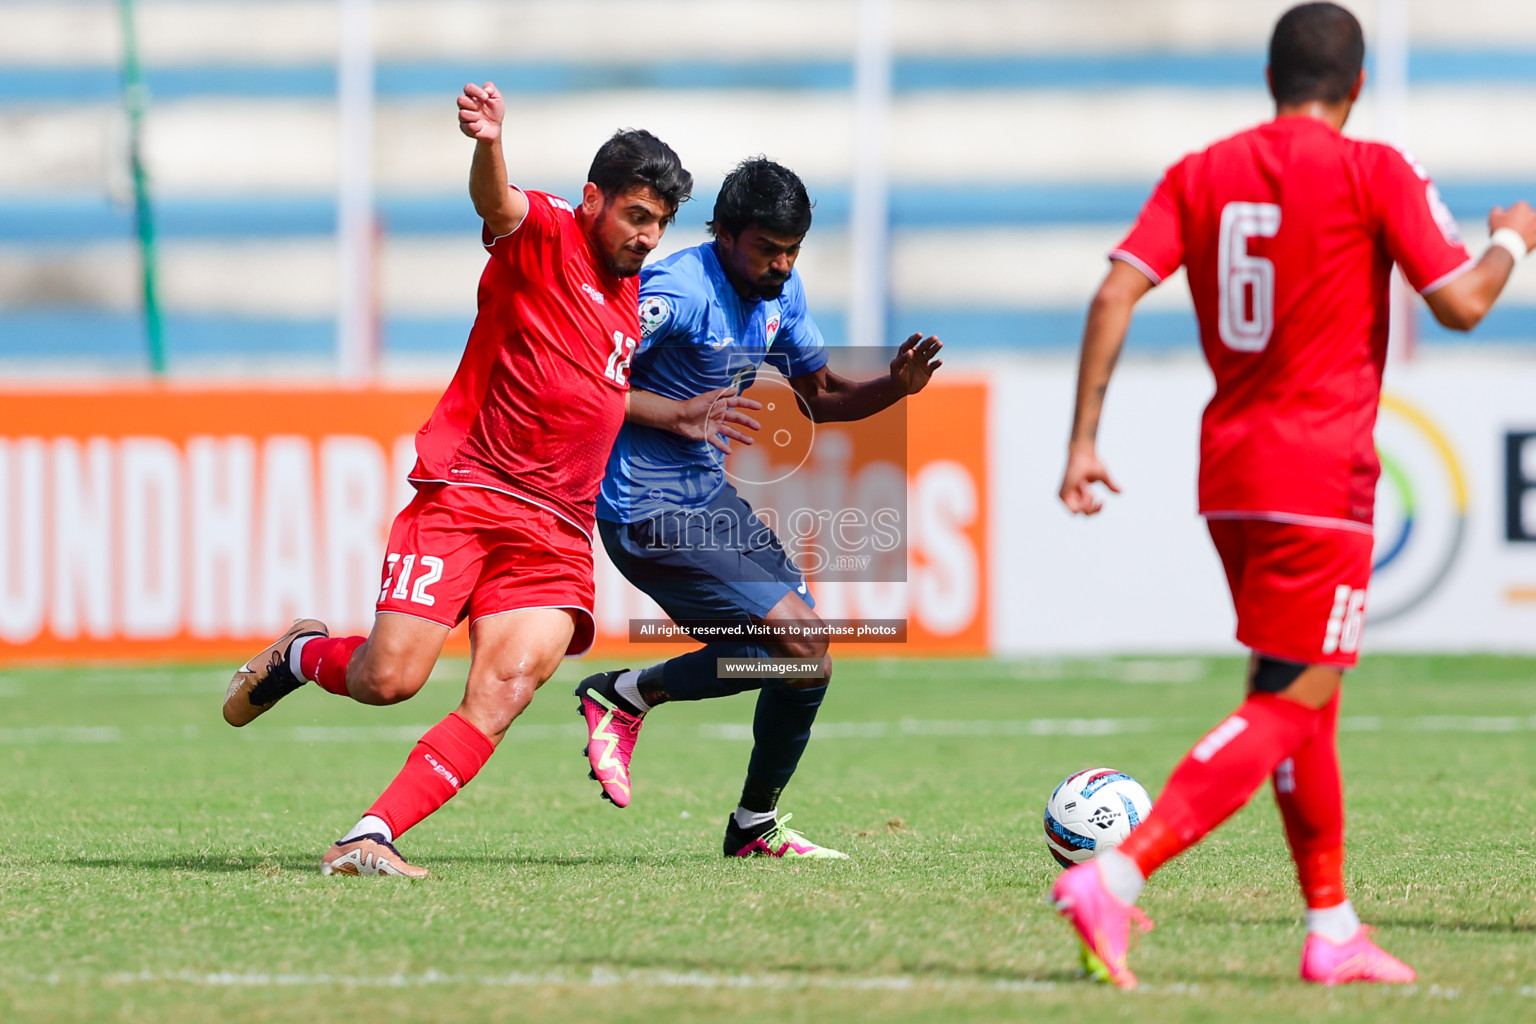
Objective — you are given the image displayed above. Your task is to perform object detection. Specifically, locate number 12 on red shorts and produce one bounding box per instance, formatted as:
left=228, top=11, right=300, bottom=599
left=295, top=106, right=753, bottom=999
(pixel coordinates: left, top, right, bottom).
left=380, top=554, right=446, bottom=608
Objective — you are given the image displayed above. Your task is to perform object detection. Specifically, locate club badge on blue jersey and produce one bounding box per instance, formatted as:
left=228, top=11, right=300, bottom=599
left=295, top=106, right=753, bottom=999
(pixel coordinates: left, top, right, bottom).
left=597, top=241, right=830, bottom=524
left=639, top=296, right=672, bottom=338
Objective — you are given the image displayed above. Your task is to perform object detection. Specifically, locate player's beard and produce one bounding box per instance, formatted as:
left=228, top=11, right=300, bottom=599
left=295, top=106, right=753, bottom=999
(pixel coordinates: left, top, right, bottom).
left=603, top=243, right=651, bottom=279
left=752, top=273, right=788, bottom=300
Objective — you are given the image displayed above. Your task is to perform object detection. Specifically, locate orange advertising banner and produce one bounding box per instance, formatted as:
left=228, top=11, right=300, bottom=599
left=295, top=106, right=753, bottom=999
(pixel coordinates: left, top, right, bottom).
left=0, top=386, right=437, bottom=662
left=590, top=376, right=990, bottom=657
left=0, top=381, right=987, bottom=663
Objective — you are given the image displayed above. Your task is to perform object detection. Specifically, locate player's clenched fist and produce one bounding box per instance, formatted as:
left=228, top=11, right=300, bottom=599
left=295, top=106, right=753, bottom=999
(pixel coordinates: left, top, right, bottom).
left=458, top=82, right=505, bottom=141
left=1489, top=200, right=1536, bottom=254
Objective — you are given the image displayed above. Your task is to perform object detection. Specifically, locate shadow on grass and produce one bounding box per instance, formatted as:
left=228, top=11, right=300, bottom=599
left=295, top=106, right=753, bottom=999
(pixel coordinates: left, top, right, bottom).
left=553, top=951, right=1082, bottom=987
left=1176, top=907, right=1535, bottom=935
left=1384, top=917, right=1536, bottom=935
left=63, top=851, right=702, bottom=874
left=64, top=856, right=318, bottom=873
left=426, top=853, right=677, bottom=867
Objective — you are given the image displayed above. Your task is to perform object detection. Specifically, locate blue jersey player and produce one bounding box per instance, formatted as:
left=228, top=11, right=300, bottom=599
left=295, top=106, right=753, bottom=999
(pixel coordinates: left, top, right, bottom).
left=575, top=158, right=942, bottom=858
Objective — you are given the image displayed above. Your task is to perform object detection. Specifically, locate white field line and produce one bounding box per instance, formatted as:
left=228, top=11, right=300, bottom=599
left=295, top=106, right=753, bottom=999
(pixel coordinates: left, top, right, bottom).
left=997, top=659, right=1208, bottom=684
left=646, top=715, right=1536, bottom=740
left=700, top=718, right=1163, bottom=741
left=0, top=726, right=125, bottom=744
left=1406, top=715, right=1536, bottom=732
left=5, top=716, right=1536, bottom=746
left=2, top=968, right=1527, bottom=1001
left=17, top=966, right=1064, bottom=996
left=286, top=723, right=588, bottom=743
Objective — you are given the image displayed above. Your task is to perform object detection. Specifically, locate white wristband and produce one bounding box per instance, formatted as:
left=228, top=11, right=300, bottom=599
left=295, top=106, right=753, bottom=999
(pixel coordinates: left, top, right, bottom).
left=1489, top=227, right=1528, bottom=263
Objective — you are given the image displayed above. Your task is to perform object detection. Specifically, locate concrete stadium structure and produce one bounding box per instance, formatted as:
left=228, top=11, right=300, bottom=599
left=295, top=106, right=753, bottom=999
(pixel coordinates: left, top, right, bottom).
left=2, top=0, right=1535, bottom=375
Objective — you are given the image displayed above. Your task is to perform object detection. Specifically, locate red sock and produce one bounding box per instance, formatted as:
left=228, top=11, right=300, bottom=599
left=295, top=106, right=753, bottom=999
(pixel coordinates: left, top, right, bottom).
left=1274, top=692, right=1347, bottom=908
left=1118, top=694, right=1322, bottom=877
left=300, top=636, right=366, bottom=696
left=365, top=712, right=495, bottom=839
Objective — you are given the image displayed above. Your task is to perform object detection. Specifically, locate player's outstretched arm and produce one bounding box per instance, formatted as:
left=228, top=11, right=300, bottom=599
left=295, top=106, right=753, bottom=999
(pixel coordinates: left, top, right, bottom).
left=788, top=333, right=943, bottom=423
left=625, top=388, right=762, bottom=453
left=1060, top=259, right=1154, bottom=516
left=459, top=82, right=528, bottom=237
left=1424, top=201, right=1536, bottom=331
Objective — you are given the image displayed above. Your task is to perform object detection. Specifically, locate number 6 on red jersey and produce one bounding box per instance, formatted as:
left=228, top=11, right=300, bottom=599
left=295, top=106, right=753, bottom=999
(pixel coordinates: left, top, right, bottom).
left=1218, top=201, right=1281, bottom=352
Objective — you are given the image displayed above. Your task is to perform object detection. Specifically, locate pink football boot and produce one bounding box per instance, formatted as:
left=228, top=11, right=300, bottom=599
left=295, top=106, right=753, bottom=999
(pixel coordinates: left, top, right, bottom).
left=1300, top=925, right=1417, bottom=985
left=1050, top=861, right=1154, bottom=990
left=575, top=672, right=643, bottom=808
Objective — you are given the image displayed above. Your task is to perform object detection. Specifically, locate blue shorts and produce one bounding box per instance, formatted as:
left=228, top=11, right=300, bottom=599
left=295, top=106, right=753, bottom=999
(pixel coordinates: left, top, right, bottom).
left=598, top=486, right=812, bottom=622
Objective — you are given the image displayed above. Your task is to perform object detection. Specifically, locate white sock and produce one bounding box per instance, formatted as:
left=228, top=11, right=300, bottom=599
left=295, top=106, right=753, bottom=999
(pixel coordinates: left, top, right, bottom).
left=341, top=814, right=393, bottom=845
left=613, top=669, right=651, bottom=714
left=1095, top=849, right=1146, bottom=905
left=288, top=635, right=315, bottom=683
left=1305, top=900, right=1361, bottom=944
left=733, top=806, right=777, bottom=830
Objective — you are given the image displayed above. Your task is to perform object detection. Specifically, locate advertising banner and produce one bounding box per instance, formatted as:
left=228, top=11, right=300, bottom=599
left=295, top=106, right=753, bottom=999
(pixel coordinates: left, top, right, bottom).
left=0, top=388, right=435, bottom=661
left=591, top=376, right=990, bottom=657
left=0, top=379, right=989, bottom=663
left=989, top=357, right=1536, bottom=655
left=11, top=355, right=1528, bottom=663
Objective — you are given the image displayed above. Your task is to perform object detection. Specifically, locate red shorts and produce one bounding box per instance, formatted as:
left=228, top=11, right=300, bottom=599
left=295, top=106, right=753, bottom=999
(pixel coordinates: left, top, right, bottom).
left=1206, top=517, right=1373, bottom=668
left=377, top=483, right=596, bottom=656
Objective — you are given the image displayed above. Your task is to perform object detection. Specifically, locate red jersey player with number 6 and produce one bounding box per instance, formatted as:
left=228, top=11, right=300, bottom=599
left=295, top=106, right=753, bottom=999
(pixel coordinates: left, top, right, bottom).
left=1052, top=3, right=1536, bottom=990
left=220, top=82, right=692, bottom=877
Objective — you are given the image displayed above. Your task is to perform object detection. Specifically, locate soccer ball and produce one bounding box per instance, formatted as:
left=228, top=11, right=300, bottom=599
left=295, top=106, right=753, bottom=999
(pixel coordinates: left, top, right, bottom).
left=1043, top=768, right=1153, bottom=867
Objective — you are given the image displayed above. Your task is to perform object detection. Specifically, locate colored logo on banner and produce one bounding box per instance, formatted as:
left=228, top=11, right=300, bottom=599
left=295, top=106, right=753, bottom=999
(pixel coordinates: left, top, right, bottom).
left=1370, top=394, right=1469, bottom=624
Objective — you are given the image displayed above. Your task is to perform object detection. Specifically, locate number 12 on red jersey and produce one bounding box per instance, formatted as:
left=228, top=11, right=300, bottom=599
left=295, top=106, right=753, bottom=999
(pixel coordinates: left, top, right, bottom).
left=1218, top=201, right=1281, bottom=352
left=604, top=330, right=638, bottom=385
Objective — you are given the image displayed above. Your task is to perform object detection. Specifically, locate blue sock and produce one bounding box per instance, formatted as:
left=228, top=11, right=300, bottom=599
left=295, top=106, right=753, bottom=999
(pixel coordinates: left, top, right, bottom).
left=739, top=682, right=829, bottom=810
left=645, top=642, right=773, bottom=702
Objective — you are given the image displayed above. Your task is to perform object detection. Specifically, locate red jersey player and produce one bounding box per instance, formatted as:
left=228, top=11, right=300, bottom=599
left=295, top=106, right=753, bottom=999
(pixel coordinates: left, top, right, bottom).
left=221, top=82, right=692, bottom=877
left=1052, top=3, right=1536, bottom=989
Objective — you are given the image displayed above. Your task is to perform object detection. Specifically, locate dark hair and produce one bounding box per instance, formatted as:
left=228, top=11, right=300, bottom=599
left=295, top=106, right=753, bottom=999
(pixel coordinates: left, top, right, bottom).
left=1268, top=3, right=1365, bottom=106
left=587, top=129, right=693, bottom=213
left=707, top=157, right=814, bottom=239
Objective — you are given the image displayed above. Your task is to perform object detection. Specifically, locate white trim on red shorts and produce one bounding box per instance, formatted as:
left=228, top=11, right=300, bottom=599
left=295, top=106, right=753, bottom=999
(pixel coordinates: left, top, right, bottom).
left=408, top=476, right=593, bottom=543
left=374, top=609, right=456, bottom=630
left=1419, top=256, right=1477, bottom=296
left=1246, top=643, right=1360, bottom=670
left=1244, top=642, right=1300, bottom=663
left=1203, top=509, right=1374, bottom=536
left=468, top=604, right=596, bottom=658
left=1108, top=249, right=1164, bottom=285
left=1244, top=640, right=1358, bottom=671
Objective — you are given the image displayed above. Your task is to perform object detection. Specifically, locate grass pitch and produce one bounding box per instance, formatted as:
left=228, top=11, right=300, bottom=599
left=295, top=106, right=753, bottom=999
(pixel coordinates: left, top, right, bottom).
left=1, top=655, right=1533, bottom=1023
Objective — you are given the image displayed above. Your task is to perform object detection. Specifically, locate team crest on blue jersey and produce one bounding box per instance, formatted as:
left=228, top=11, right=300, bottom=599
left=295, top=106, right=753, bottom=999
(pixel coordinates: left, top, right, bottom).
left=639, top=296, right=671, bottom=338
left=765, top=313, right=781, bottom=346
